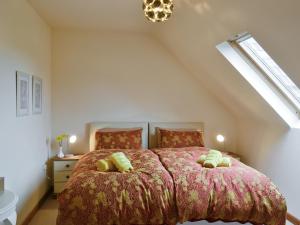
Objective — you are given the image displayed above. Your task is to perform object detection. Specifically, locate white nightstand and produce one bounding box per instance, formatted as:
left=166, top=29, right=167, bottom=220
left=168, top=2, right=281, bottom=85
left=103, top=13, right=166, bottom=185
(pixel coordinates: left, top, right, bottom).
left=0, top=190, right=18, bottom=225
left=53, top=155, right=83, bottom=194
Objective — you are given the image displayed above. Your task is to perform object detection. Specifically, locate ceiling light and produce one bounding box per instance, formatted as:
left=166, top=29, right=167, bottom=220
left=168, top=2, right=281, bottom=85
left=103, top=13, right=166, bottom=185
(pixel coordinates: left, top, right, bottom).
left=143, top=0, right=174, bottom=23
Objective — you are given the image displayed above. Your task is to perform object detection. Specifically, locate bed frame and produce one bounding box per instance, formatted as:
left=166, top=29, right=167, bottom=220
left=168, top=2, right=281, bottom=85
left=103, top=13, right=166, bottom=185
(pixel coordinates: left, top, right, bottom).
left=89, top=122, right=149, bottom=151
left=149, top=122, right=204, bottom=149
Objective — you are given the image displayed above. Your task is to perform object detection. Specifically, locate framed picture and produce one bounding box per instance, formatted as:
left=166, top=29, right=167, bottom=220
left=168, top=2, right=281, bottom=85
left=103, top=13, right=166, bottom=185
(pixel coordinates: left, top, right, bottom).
left=32, top=76, right=42, bottom=114
left=16, top=71, right=30, bottom=117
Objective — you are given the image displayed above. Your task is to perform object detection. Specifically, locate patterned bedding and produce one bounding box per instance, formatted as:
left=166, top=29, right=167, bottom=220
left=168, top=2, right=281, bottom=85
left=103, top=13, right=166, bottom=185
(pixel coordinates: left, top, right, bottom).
left=152, top=147, right=287, bottom=225
left=56, top=149, right=177, bottom=225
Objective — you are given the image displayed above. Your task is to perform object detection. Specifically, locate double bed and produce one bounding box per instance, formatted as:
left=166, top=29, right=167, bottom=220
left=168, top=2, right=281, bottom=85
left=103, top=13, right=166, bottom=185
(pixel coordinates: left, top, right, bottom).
left=57, top=122, right=286, bottom=225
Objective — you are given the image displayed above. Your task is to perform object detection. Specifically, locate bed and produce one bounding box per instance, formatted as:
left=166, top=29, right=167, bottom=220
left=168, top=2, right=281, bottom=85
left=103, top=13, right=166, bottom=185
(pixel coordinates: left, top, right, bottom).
left=149, top=122, right=287, bottom=225
left=57, top=122, right=177, bottom=225
left=56, top=122, right=286, bottom=225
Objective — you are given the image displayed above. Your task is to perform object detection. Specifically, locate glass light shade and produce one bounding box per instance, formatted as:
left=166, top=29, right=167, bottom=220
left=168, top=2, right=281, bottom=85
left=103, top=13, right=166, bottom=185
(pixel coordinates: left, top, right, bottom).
left=143, top=0, right=174, bottom=23
left=69, top=135, right=77, bottom=144
left=216, top=134, right=225, bottom=143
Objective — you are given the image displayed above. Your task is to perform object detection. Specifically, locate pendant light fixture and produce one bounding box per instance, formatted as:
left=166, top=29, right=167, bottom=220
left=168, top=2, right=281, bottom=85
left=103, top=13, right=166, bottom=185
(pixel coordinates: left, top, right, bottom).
left=143, top=0, right=174, bottom=23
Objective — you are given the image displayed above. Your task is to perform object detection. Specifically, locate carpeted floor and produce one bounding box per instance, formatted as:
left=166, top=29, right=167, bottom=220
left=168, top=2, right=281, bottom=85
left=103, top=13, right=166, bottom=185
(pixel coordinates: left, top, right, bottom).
left=28, top=197, right=58, bottom=225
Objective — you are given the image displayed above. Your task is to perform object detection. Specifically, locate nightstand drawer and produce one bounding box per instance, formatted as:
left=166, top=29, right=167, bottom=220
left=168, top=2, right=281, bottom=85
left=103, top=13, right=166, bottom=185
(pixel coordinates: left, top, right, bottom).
left=54, top=171, right=72, bottom=182
left=54, top=161, right=77, bottom=171
left=54, top=182, right=66, bottom=193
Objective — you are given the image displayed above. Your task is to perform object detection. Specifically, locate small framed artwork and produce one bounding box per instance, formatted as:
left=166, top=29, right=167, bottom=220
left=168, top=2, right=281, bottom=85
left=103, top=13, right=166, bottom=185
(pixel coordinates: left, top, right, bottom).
left=32, top=76, right=42, bottom=114
left=16, top=71, right=30, bottom=117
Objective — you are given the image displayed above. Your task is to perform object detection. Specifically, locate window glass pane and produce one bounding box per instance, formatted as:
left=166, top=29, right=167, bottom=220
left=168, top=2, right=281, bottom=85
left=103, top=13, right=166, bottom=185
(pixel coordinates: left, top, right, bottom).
left=238, top=36, right=300, bottom=110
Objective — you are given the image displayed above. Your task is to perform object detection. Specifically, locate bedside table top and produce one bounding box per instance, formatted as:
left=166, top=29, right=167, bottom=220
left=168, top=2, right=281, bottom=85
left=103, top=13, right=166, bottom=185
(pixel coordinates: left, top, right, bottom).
left=0, top=190, right=18, bottom=214
left=54, top=155, right=84, bottom=161
left=223, top=151, right=241, bottom=160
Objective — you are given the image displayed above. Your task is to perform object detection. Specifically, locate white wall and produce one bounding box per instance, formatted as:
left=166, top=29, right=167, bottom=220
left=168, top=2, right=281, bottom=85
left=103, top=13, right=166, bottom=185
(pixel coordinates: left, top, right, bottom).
left=52, top=30, right=237, bottom=154
left=0, top=1, right=52, bottom=224
left=238, top=119, right=300, bottom=218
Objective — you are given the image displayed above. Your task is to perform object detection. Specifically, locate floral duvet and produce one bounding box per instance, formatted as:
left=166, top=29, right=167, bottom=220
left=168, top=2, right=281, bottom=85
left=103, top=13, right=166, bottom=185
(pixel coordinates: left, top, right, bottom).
left=152, top=147, right=287, bottom=225
left=57, top=147, right=286, bottom=225
left=57, top=149, right=177, bottom=225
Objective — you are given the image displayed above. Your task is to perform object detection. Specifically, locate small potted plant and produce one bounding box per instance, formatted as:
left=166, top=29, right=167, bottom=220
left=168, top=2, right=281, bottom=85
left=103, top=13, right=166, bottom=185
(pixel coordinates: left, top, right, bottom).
left=56, top=134, right=68, bottom=158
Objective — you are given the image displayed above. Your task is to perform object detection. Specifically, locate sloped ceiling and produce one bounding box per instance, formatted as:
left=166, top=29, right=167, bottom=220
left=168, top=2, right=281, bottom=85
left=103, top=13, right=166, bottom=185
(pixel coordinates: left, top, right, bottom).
left=29, top=0, right=300, bottom=124
left=154, top=0, right=300, bottom=124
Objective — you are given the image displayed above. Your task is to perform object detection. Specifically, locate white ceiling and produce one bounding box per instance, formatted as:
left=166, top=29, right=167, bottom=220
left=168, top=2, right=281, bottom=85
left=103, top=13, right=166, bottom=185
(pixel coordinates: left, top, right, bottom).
left=28, top=0, right=300, bottom=124
left=28, top=0, right=155, bottom=31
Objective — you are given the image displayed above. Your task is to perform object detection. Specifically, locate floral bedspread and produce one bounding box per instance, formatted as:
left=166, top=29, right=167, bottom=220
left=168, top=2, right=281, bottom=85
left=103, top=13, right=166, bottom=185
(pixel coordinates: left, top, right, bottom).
left=57, top=149, right=177, bottom=225
left=152, top=147, right=287, bottom=225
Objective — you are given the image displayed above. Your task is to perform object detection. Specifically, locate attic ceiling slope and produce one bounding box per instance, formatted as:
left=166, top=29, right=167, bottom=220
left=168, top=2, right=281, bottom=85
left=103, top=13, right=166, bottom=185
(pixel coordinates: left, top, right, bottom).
left=154, top=0, right=300, bottom=124
left=28, top=0, right=154, bottom=32
left=28, top=0, right=300, bottom=125
left=150, top=33, right=247, bottom=120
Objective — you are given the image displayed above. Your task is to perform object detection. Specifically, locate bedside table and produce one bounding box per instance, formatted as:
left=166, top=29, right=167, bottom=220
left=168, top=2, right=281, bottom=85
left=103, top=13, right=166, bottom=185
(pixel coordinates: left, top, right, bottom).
left=0, top=190, right=18, bottom=225
left=53, top=155, right=83, bottom=194
left=223, top=151, right=241, bottom=161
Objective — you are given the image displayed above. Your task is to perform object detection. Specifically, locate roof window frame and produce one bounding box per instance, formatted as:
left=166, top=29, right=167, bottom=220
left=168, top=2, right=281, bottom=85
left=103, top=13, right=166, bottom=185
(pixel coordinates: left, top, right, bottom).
left=230, top=33, right=300, bottom=116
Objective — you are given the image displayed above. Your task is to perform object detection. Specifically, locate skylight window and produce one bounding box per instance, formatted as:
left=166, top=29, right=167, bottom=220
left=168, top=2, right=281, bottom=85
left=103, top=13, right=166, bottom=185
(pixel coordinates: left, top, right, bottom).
left=217, top=33, right=300, bottom=128
left=236, top=34, right=300, bottom=112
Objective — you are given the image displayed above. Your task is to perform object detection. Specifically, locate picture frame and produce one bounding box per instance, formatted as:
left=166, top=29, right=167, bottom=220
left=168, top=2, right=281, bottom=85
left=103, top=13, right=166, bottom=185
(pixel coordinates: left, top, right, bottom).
left=16, top=71, right=30, bottom=117
left=32, top=76, right=42, bottom=114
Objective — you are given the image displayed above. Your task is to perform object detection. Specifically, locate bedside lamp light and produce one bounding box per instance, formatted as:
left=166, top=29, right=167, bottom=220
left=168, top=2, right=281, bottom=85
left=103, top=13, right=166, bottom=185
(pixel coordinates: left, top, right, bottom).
left=69, top=135, right=77, bottom=144
left=216, top=134, right=225, bottom=143
left=56, top=134, right=77, bottom=158
left=64, top=135, right=77, bottom=158
left=216, top=134, right=225, bottom=151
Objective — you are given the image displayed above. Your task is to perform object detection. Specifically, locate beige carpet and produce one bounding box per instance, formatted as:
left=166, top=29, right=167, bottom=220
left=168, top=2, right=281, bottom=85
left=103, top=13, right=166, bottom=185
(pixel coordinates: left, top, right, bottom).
left=28, top=197, right=58, bottom=225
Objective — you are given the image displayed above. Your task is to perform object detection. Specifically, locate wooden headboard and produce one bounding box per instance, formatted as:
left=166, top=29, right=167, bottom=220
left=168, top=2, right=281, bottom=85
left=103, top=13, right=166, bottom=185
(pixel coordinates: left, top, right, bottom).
left=89, top=122, right=149, bottom=151
left=149, top=122, right=204, bottom=149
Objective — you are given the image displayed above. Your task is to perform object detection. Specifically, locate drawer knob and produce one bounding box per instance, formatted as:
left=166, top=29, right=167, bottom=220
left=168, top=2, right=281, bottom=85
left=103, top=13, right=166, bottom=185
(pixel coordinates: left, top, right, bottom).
left=66, top=164, right=70, bottom=168
left=66, top=175, right=70, bottom=179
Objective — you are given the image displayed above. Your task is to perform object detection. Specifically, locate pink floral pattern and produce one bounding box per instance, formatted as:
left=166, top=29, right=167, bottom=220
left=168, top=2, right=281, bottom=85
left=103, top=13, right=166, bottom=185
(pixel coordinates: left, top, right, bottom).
left=152, top=147, right=287, bottom=225
left=95, top=129, right=142, bottom=150
left=159, top=129, right=204, bottom=148
left=57, top=149, right=177, bottom=225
